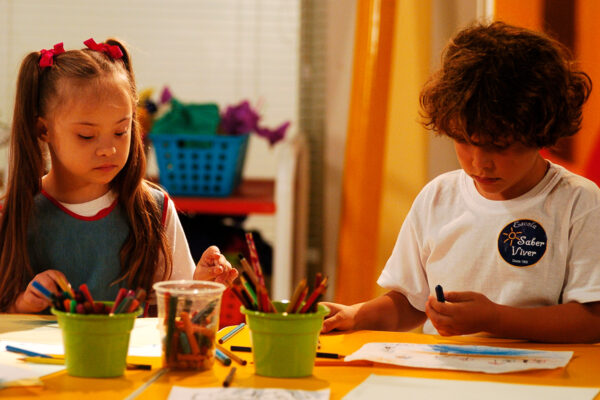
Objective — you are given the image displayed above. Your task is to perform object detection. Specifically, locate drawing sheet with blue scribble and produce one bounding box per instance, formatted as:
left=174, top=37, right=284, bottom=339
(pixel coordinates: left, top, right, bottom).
left=343, top=343, right=573, bottom=373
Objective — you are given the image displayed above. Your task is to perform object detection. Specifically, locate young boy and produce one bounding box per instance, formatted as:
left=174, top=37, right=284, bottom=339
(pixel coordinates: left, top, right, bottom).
left=322, top=21, right=600, bottom=343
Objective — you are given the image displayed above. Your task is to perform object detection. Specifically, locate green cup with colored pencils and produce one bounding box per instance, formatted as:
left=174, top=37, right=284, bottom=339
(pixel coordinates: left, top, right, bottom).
left=153, top=280, right=226, bottom=370
left=241, top=301, right=330, bottom=378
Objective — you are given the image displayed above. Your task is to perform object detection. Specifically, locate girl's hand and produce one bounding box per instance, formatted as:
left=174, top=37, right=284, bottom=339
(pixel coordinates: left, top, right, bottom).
left=320, top=302, right=360, bottom=333
left=425, top=290, right=497, bottom=336
left=12, top=270, right=67, bottom=314
left=193, top=245, right=238, bottom=286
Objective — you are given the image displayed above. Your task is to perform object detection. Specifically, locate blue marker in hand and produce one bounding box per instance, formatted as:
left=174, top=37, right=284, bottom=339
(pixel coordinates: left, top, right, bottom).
left=32, top=281, right=54, bottom=301
left=435, top=285, right=445, bottom=303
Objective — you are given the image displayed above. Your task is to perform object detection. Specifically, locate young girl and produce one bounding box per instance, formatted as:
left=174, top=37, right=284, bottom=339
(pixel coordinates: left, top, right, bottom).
left=0, top=39, right=238, bottom=313
left=322, top=22, right=600, bottom=343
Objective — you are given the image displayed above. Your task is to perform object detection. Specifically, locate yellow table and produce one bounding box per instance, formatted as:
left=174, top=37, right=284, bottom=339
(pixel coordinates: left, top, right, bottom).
left=2, top=316, right=599, bottom=399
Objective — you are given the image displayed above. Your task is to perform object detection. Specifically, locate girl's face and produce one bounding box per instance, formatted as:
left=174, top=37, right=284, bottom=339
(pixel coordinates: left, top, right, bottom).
left=453, top=139, right=548, bottom=200
left=39, top=74, right=133, bottom=203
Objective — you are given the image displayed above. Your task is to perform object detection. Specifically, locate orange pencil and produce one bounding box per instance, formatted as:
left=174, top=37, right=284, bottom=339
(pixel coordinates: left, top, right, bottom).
left=299, top=277, right=328, bottom=313
left=180, top=312, right=200, bottom=355
left=286, top=279, right=307, bottom=313
left=291, top=286, right=309, bottom=313
left=238, top=254, right=260, bottom=288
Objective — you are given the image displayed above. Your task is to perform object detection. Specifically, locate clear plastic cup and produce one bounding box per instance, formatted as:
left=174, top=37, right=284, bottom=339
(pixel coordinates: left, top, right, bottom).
left=153, top=280, right=226, bottom=370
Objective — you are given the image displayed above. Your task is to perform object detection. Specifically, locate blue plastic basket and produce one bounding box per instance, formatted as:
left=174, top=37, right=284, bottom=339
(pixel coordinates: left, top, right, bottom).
left=149, top=133, right=249, bottom=197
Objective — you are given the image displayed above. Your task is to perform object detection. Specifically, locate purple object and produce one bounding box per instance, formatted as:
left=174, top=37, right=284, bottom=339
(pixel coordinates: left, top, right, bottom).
left=220, top=100, right=290, bottom=145
left=255, top=121, right=291, bottom=145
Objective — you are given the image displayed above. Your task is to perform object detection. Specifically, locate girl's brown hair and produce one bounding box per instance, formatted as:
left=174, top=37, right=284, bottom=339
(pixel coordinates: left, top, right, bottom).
left=0, top=39, right=172, bottom=311
left=420, top=21, right=592, bottom=149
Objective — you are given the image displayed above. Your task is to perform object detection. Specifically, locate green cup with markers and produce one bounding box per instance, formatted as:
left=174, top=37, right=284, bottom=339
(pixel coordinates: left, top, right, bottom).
left=52, top=301, right=142, bottom=378
left=153, top=280, right=226, bottom=370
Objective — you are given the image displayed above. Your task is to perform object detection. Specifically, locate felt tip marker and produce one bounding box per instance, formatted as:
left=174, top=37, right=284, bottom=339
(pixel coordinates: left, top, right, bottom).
left=230, top=345, right=342, bottom=359
left=435, top=285, right=445, bottom=303
left=218, top=323, right=245, bottom=344
left=32, top=281, right=54, bottom=301
left=6, top=345, right=52, bottom=359
left=222, top=366, right=237, bottom=387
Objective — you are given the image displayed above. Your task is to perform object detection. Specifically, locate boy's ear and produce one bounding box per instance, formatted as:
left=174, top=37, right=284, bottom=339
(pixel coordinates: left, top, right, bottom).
left=37, top=117, right=49, bottom=141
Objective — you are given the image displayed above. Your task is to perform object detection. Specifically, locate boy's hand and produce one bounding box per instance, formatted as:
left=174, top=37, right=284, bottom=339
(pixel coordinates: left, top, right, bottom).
left=320, top=302, right=359, bottom=333
left=425, top=291, right=497, bottom=336
left=12, top=270, right=67, bottom=314
left=193, top=246, right=238, bottom=286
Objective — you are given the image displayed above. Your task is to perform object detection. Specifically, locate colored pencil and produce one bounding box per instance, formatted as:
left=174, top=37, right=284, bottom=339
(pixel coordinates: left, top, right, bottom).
left=238, top=254, right=260, bottom=288
left=123, top=368, right=168, bottom=400
left=286, top=278, right=307, bottom=313
left=215, top=348, right=232, bottom=366
left=216, top=344, right=247, bottom=366
left=299, top=276, right=328, bottom=313
left=245, top=233, right=266, bottom=287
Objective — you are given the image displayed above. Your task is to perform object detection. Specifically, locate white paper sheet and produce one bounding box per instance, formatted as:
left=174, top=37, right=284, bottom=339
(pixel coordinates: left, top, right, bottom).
left=342, top=375, right=599, bottom=400
left=0, top=317, right=162, bottom=387
left=0, top=318, right=162, bottom=357
left=344, top=343, right=573, bottom=373
left=0, top=348, right=64, bottom=388
left=168, top=386, right=330, bottom=400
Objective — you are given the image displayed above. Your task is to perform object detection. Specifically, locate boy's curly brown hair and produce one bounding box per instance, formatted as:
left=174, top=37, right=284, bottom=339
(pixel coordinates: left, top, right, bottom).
left=420, top=21, right=592, bottom=149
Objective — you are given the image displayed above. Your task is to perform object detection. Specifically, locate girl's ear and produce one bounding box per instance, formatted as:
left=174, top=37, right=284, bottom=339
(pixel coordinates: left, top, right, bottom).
left=37, top=117, right=49, bottom=141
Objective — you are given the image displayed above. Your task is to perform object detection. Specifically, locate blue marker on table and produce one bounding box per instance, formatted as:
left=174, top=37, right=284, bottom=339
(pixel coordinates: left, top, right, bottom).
left=215, top=348, right=232, bottom=366
left=435, top=285, right=445, bottom=303
left=32, top=281, right=54, bottom=301
left=6, top=345, right=53, bottom=359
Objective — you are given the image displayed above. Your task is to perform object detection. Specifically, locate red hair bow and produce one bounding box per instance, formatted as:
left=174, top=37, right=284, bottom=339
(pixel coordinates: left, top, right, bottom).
left=83, top=38, right=123, bottom=59
left=39, top=42, right=65, bottom=68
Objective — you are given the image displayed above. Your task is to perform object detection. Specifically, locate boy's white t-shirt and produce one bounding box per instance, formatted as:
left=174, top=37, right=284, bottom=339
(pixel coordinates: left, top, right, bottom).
left=58, top=190, right=195, bottom=283
left=377, top=161, right=600, bottom=335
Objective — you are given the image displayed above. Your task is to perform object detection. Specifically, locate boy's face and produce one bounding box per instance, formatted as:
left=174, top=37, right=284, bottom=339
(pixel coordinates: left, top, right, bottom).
left=453, top=140, right=548, bottom=200
left=38, top=74, right=132, bottom=202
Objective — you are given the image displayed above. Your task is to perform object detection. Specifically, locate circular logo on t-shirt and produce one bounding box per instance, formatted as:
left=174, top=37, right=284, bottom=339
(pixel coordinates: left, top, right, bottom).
left=497, top=219, right=547, bottom=267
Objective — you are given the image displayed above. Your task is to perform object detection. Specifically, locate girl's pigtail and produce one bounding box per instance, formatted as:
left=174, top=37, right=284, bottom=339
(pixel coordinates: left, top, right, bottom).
left=0, top=53, right=46, bottom=311
left=105, top=38, right=136, bottom=86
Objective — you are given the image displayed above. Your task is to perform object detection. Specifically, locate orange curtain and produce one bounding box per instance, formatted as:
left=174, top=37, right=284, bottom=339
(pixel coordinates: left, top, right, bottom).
left=335, top=0, right=432, bottom=304
left=496, top=0, right=600, bottom=182
left=335, top=0, right=396, bottom=304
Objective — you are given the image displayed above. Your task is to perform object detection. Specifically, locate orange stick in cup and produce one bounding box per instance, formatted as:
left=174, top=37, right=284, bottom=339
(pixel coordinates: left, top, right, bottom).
left=181, top=312, right=200, bottom=355
left=286, top=279, right=307, bottom=313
